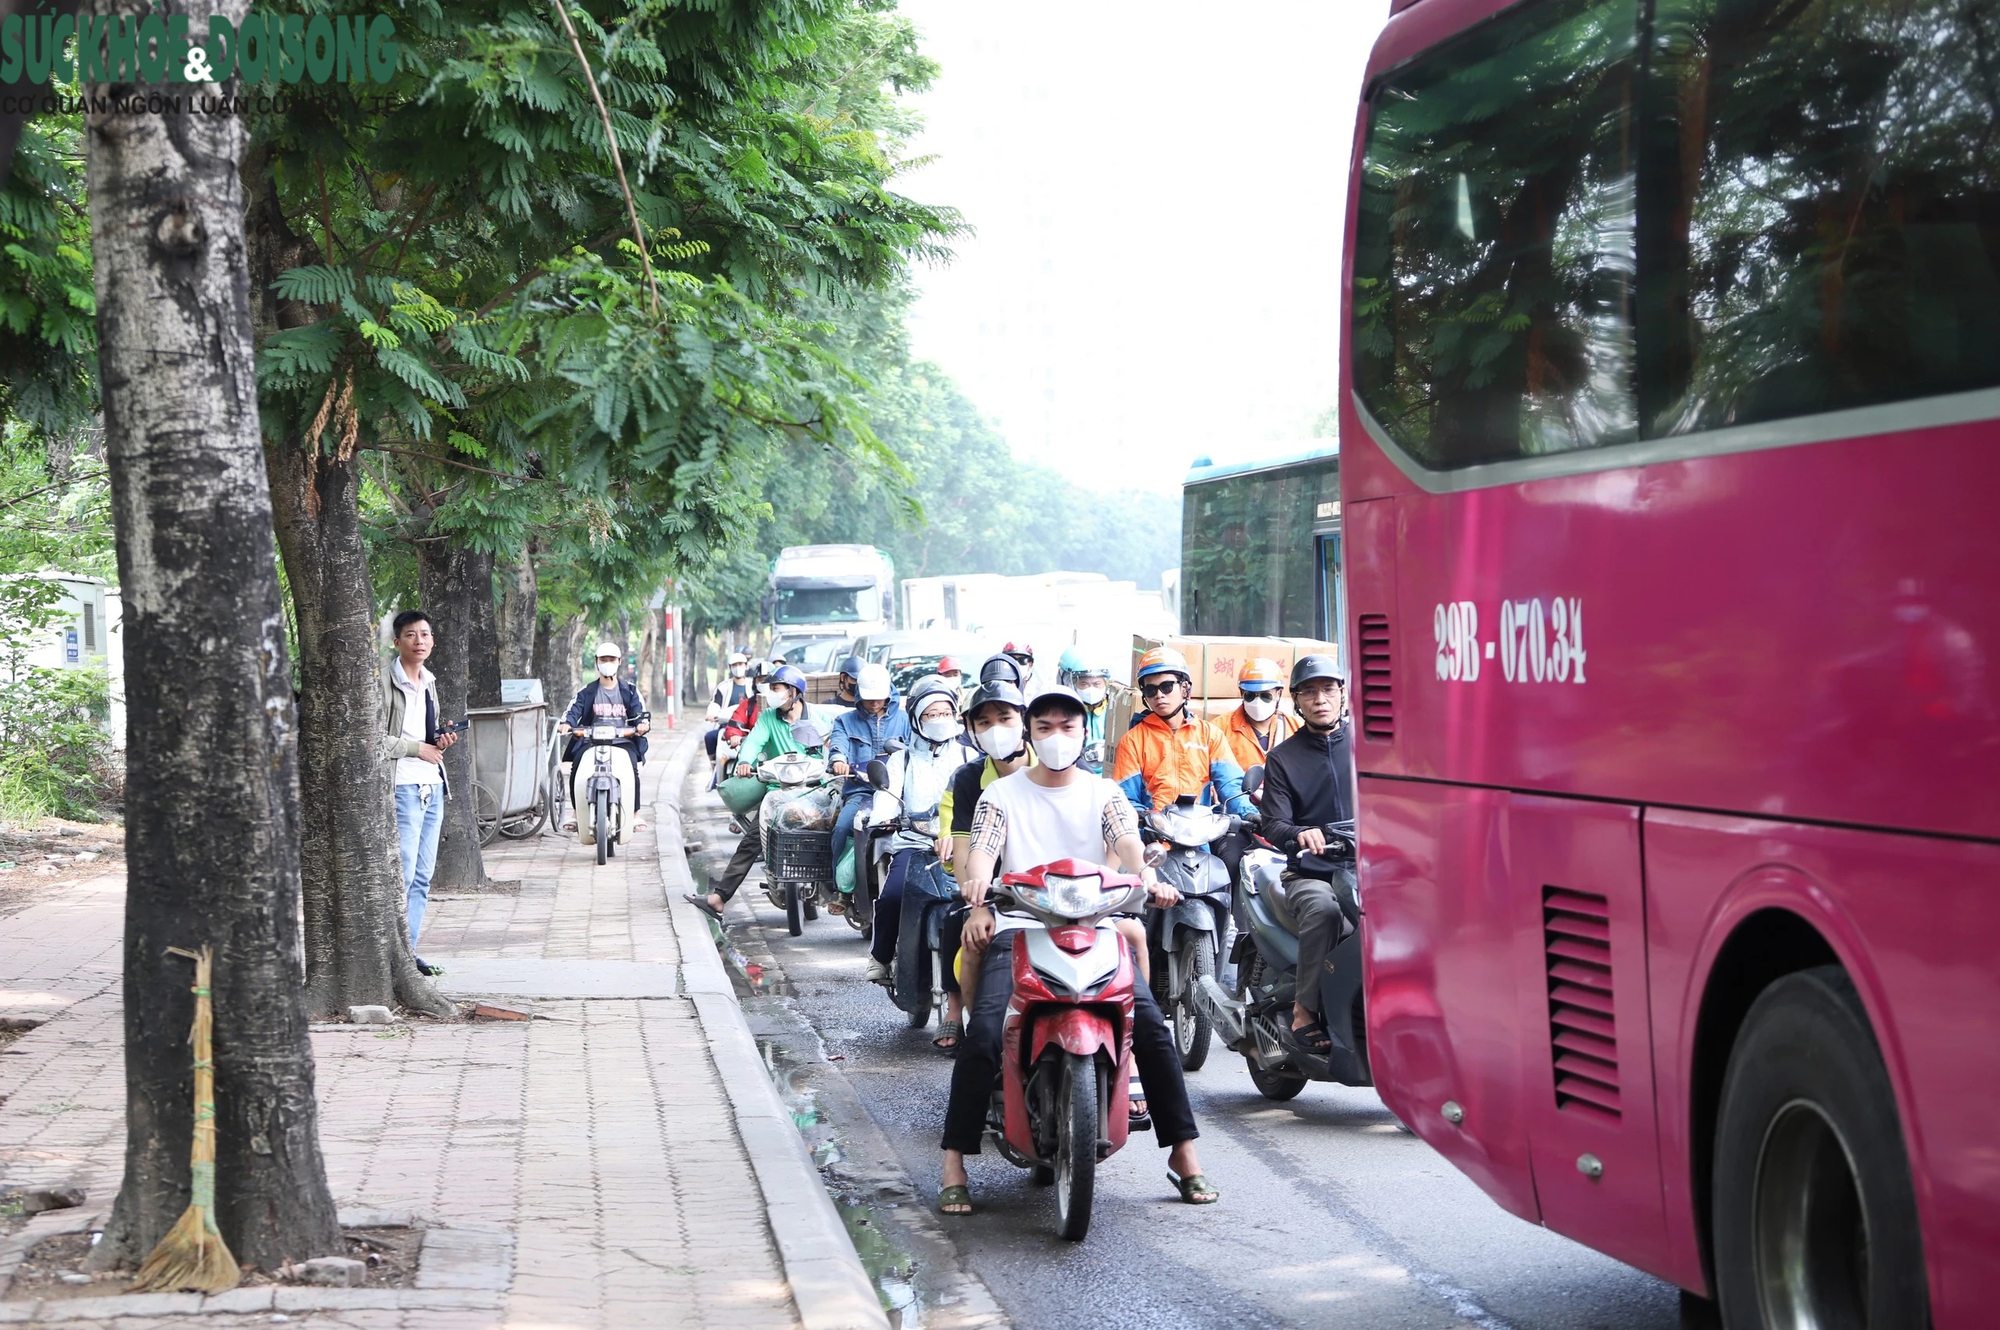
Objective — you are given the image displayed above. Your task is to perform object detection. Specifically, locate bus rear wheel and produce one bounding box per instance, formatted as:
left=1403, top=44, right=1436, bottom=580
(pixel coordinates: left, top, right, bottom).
left=1712, top=965, right=1928, bottom=1330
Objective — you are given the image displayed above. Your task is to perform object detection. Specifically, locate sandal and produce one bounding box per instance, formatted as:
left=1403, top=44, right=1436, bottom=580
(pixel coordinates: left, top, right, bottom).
left=825, top=898, right=846, bottom=916
left=938, top=1184, right=973, bottom=1215
left=683, top=892, right=723, bottom=922
left=933, top=1019, right=962, bottom=1051
left=1128, top=1075, right=1151, bottom=1132
left=1292, top=1016, right=1334, bottom=1055
left=1167, top=1169, right=1219, bottom=1205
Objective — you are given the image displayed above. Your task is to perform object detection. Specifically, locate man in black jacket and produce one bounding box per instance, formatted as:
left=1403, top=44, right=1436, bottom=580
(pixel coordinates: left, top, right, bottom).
left=1256, top=654, right=1356, bottom=1053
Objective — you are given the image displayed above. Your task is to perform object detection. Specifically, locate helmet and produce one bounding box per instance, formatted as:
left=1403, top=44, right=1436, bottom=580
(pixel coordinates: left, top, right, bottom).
left=936, top=655, right=964, bottom=675
left=727, top=651, right=748, bottom=667
left=594, top=640, right=622, bottom=660
left=1290, top=653, right=1346, bottom=692
left=1135, top=645, right=1192, bottom=683
left=769, top=664, right=808, bottom=695
left=838, top=653, right=865, bottom=678
left=1002, top=640, right=1035, bottom=663
left=979, top=653, right=1027, bottom=688
left=964, top=680, right=1026, bottom=720
left=1239, top=657, right=1285, bottom=693
left=856, top=663, right=893, bottom=701
left=1025, top=683, right=1086, bottom=719
left=1056, top=646, right=1108, bottom=686
left=906, top=674, right=960, bottom=722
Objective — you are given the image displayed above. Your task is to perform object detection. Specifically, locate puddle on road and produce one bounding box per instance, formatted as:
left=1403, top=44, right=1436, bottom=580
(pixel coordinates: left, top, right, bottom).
left=710, top=910, right=928, bottom=1327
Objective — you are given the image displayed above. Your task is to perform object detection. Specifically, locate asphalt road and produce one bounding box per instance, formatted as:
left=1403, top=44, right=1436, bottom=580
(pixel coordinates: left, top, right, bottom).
left=680, top=766, right=1690, bottom=1330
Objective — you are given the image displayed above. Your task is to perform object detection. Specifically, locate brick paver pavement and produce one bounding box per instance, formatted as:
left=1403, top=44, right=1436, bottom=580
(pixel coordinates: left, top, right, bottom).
left=0, top=733, right=803, bottom=1330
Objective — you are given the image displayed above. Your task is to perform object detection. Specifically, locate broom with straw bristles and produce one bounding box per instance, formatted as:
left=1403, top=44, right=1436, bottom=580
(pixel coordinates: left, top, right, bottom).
left=129, top=945, right=241, bottom=1294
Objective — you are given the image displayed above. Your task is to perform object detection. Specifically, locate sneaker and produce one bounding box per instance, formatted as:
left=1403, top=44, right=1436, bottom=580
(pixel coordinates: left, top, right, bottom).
left=865, top=958, right=891, bottom=984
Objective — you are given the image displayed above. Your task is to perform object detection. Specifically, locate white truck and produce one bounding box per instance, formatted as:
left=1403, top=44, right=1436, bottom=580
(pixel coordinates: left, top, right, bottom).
left=900, top=570, right=1175, bottom=684
left=767, top=544, right=896, bottom=660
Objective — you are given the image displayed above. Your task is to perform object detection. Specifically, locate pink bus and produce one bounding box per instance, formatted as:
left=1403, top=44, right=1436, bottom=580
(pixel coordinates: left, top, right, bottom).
left=1342, top=0, right=2000, bottom=1325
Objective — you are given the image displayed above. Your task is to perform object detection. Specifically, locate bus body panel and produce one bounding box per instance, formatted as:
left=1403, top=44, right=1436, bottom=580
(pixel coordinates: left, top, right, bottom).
left=1375, top=427, right=2000, bottom=842
left=1643, top=811, right=2000, bottom=1326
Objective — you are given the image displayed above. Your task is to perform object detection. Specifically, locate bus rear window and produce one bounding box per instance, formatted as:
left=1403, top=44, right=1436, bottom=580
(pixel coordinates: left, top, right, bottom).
left=1354, top=0, right=2000, bottom=470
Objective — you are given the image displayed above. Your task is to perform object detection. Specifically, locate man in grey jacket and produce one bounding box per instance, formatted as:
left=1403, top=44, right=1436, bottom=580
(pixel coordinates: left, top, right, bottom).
left=383, top=609, right=457, bottom=973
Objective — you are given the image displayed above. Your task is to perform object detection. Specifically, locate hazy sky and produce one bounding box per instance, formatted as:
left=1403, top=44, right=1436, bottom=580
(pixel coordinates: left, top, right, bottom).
left=894, top=3, right=1390, bottom=495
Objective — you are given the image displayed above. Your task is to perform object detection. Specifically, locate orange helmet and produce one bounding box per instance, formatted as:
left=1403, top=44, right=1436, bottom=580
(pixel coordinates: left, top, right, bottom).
left=1136, top=646, right=1192, bottom=682
left=1238, top=657, right=1285, bottom=693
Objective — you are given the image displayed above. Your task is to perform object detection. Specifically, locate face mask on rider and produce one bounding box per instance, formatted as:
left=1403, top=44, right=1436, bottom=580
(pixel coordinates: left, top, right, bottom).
left=1242, top=695, right=1277, bottom=723
left=976, top=723, right=1022, bottom=761
left=1076, top=683, right=1107, bottom=705
left=597, top=658, right=619, bottom=678
left=1032, top=729, right=1084, bottom=772
left=759, top=685, right=781, bottom=706
left=918, top=716, right=959, bottom=743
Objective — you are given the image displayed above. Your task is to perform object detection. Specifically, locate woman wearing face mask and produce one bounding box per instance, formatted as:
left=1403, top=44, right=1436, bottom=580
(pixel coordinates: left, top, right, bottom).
left=1055, top=648, right=1115, bottom=772
left=560, top=641, right=652, bottom=833
left=1220, top=657, right=1298, bottom=776
left=865, top=676, right=977, bottom=992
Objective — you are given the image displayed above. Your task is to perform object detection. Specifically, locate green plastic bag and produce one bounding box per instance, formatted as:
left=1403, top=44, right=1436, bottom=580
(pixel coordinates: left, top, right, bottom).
left=835, top=843, right=856, bottom=896
left=718, top=775, right=768, bottom=818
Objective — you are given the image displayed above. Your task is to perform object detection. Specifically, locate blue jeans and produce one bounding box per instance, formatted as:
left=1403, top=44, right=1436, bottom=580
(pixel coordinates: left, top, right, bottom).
left=831, top=787, right=869, bottom=885
left=395, top=782, right=446, bottom=951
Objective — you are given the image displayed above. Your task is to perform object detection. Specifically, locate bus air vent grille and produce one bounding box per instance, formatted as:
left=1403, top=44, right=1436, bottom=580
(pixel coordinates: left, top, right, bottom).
left=1544, top=886, right=1620, bottom=1121
left=1358, top=614, right=1394, bottom=740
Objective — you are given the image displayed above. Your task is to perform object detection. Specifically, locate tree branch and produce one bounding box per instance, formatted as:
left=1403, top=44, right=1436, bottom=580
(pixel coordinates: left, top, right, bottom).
left=549, top=0, right=663, bottom=316
left=358, top=443, right=550, bottom=484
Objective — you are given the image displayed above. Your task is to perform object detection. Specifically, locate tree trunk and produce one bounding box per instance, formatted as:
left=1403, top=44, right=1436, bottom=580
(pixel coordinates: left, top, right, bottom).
left=416, top=541, right=487, bottom=890
left=84, top=23, right=339, bottom=1268
left=466, top=549, right=501, bottom=708
left=534, top=608, right=585, bottom=715
left=496, top=546, right=537, bottom=680
left=269, top=449, right=453, bottom=1020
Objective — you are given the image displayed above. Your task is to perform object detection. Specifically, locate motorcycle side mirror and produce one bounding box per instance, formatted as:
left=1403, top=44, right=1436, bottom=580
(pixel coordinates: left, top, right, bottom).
left=1242, top=765, right=1265, bottom=798
left=865, top=759, right=892, bottom=791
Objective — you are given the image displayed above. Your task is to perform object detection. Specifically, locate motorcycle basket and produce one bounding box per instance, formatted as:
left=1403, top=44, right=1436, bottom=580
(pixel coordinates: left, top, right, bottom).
left=769, top=828, right=834, bottom=885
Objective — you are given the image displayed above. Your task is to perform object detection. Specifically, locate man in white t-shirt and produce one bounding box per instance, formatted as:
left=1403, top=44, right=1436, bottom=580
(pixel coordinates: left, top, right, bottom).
left=381, top=609, right=457, bottom=975
left=937, top=686, right=1217, bottom=1216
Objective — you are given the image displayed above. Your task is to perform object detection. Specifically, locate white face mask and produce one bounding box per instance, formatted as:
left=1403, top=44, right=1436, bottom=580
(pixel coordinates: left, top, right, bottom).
left=729, top=666, right=747, bottom=678
left=1242, top=695, right=1277, bottom=723
left=1077, top=683, right=1107, bottom=705
left=759, top=685, right=780, bottom=705
left=918, top=716, right=959, bottom=743
left=597, top=659, right=619, bottom=678
left=976, top=723, right=1023, bottom=761
left=1032, top=730, right=1084, bottom=772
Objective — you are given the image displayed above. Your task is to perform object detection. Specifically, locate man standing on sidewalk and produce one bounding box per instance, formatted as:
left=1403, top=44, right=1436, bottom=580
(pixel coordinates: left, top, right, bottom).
left=383, top=609, right=456, bottom=975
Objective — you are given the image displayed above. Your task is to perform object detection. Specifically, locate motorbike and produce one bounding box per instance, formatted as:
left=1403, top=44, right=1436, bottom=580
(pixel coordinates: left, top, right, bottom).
left=863, top=758, right=956, bottom=1029
left=1142, top=798, right=1237, bottom=1071
left=563, top=719, right=644, bottom=866
left=1195, top=807, right=1370, bottom=1101
left=756, top=748, right=838, bottom=936
left=982, top=860, right=1150, bottom=1242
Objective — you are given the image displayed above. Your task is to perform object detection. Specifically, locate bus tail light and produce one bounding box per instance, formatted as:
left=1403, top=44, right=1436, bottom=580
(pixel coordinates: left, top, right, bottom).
left=1544, top=887, right=1621, bottom=1120
left=1359, top=614, right=1395, bottom=740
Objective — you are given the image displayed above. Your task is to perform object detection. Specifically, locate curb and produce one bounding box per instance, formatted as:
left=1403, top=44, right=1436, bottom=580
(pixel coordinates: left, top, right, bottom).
left=655, top=729, right=890, bottom=1330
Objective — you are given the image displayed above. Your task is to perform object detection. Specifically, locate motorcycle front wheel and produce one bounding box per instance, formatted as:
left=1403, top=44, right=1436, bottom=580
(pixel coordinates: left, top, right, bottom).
left=1174, top=940, right=1216, bottom=1072
left=1249, top=1062, right=1308, bottom=1101
left=1054, top=1053, right=1098, bottom=1241
left=594, top=790, right=610, bottom=865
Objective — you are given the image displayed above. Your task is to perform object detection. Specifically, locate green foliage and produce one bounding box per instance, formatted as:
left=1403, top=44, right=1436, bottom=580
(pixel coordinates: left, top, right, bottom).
left=0, top=112, right=97, bottom=444
left=0, top=665, right=111, bottom=822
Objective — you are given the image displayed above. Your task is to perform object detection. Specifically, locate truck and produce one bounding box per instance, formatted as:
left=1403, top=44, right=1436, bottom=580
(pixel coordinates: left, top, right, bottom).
left=766, top=544, right=896, bottom=660
left=900, top=571, right=1175, bottom=684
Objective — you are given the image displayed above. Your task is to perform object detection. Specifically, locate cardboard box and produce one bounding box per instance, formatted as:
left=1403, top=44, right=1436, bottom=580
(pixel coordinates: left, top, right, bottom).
left=1131, top=633, right=1206, bottom=688
left=1200, top=637, right=1301, bottom=700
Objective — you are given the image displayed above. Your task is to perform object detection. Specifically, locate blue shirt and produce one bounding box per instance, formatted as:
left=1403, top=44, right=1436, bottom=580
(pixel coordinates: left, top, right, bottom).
left=829, top=704, right=911, bottom=793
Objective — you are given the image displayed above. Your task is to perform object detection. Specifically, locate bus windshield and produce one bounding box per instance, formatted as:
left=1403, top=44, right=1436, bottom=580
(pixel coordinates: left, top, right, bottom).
left=773, top=586, right=871, bottom=625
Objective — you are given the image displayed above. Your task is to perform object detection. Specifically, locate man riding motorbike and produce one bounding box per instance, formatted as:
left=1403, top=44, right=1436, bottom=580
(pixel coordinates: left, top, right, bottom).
left=1055, top=647, right=1113, bottom=772
left=1252, top=654, right=1356, bottom=1052
left=560, top=641, right=652, bottom=833
left=865, top=675, right=976, bottom=983
left=1000, top=641, right=1037, bottom=694
left=703, top=651, right=753, bottom=765
left=940, top=684, right=1217, bottom=1214
left=1221, top=657, right=1298, bottom=774
left=687, top=664, right=823, bottom=919
left=1113, top=646, right=1254, bottom=881
left=830, top=663, right=909, bottom=915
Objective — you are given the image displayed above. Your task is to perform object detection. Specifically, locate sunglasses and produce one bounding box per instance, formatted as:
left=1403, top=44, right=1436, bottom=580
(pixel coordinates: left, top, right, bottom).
left=1139, top=680, right=1181, bottom=698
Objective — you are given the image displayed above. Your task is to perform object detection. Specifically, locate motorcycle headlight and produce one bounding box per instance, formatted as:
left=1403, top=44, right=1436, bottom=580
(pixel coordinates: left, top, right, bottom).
left=1039, top=872, right=1106, bottom=918
left=590, top=725, right=617, bottom=741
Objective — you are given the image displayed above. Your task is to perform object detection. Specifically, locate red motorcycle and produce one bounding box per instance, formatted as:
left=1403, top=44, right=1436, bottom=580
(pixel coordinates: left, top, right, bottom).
left=986, top=859, right=1149, bottom=1240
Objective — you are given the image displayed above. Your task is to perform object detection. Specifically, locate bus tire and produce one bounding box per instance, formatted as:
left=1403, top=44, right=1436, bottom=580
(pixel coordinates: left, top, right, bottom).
left=1712, top=964, right=1928, bottom=1330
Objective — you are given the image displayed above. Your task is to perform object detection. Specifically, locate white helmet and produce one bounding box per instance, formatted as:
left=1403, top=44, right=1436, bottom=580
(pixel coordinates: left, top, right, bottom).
left=856, top=662, right=894, bottom=701
left=727, top=650, right=748, bottom=666
left=594, top=641, right=622, bottom=660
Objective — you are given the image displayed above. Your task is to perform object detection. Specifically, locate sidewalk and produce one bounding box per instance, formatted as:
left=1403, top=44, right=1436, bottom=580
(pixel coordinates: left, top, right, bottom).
left=0, top=729, right=882, bottom=1330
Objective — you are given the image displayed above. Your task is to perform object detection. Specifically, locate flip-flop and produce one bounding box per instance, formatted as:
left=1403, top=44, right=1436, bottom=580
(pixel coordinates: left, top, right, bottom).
left=938, top=1184, right=973, bottom=1215
left=683, top=893, right=723, bottom=921
left=1292, top=1017, right=1334, bottom=1055
left=933, top=1019, right=962, bottom=1051
left=1167, top=1170, right=1219, bottom=1205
